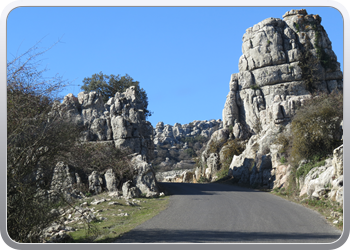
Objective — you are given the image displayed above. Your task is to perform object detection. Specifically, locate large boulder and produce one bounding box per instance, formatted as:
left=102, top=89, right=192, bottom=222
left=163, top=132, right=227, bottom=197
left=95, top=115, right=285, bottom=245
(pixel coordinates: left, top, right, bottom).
left=131, top=154, right=159, bottom=197
left=104, top=169, right=118, bottom=192
left=88, top=171, right=103, bottom=195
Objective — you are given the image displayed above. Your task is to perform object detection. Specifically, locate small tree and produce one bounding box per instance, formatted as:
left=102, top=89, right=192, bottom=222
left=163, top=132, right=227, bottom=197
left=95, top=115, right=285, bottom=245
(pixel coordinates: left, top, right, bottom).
left=81, top=72, right=152, bottom=118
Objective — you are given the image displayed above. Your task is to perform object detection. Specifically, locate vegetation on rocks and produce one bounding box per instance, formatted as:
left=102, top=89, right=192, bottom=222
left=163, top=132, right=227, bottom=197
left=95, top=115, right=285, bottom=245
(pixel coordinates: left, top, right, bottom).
left=290, top=91, right=343, bottom=165
left=81, top=72, right=152, bottom=118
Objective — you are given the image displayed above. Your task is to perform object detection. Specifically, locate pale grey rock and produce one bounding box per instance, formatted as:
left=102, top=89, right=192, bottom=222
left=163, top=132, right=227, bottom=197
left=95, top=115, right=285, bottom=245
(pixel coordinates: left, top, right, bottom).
left=104, top=169, right=118, bottom=192
left=332, top=145, right=343, bottom=177
left=88, top=171, right=102, bottom=195
left=122, top=180, right=140, bottom=199
left=131, top=154, right=159, bottom=196
left=205, top=153, right=219, bottom=180
left=58, top=86, right=154, bottom=162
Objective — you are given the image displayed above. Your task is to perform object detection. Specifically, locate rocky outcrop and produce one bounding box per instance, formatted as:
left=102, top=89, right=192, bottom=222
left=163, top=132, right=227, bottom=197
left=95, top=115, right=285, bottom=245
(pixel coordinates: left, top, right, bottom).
left=50, top=162, right=85, bottom=201
left=298, top=145, right=344, bottom=205
left=131, top=154, right=159, bottom=197
left=196, top=9, right=343, bottom=189
left=48, top=86, right=159, bottom=201
left=156, top=169, right=195, bottom=183
left=153, top=120, right=222, bottom=172
left=223, top=9, right=342, bottom=137
left=55, top=86, right=154, bottom=162
left=154, top=120, right=222, bottom=146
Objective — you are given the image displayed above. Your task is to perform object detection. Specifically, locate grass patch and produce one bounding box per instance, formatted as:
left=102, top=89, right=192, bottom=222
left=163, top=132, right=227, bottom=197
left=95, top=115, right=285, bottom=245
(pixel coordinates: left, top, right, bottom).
left=67, top=193, right=170, bottom=243
left=296, top=158, right=326, bottom=180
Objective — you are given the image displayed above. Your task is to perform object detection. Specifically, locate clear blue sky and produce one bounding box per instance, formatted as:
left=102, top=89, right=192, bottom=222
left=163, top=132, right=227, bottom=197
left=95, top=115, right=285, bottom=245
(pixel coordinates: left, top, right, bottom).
left=7, top=7, right=344, bottom=127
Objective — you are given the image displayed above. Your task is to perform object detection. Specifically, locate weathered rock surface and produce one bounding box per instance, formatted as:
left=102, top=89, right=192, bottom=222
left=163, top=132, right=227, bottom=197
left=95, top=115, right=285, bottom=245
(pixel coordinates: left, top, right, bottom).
left=154, top=120, right=222, bottom=146
left=196, top=9, right=343, bottom=191
left=298, top=145, right=344, bottom=205
left=153, top=120, right=222, bottom=173
left=131, top=154, right=159, bottom=197
left=56, top=86, right=154, bottom=162
left=156, top=169, right=195, bottom=183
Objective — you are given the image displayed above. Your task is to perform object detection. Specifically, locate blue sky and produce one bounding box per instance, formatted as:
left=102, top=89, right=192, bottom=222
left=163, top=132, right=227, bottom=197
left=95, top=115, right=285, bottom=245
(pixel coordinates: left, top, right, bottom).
left=7, top=7, right=344, bottom=127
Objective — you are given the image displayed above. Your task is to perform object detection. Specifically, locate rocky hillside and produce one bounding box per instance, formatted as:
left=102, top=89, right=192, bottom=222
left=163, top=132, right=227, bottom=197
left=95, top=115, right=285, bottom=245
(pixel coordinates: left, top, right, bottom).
left=152, top=120, right=222, bottom=172
left=48, top=86, right=159, bottom=199
left=54, top=86, right=154, bottom=162
left=195, top=9, right=343, bottom=204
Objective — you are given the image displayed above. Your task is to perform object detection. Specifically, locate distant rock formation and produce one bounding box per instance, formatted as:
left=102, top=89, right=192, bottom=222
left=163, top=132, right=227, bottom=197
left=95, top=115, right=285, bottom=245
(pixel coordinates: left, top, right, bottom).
left=153, top=120, right=222, bottom=174
left=154, top=119, right=222, bottom=146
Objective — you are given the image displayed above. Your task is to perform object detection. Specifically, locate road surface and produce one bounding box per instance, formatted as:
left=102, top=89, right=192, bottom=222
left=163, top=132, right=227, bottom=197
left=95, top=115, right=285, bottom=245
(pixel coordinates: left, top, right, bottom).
left=115, top=182, right=342, bottom=243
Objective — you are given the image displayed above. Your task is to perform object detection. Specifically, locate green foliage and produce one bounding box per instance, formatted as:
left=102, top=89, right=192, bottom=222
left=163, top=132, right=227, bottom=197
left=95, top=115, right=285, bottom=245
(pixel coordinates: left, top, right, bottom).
left=197, top=176, right=210, bottom=183
left=81, top=72, right=151, bottom=118
left=221, top=139, right=245, bottom=160
left=293, top=22, right=300, bottom=33
left=296, top=158, right=326, bottom=180
left=290, top=92, right=343, bottom=164
left=280, top=156, right=286, bottom=164
left=207, top=139, right=225, bottom=155
left=184, top=148, right=196, bottom=157
left=274, top=133, right=292, bottom=155
left=250, top=84, right=260, bottom=90
left=312, top=23, right=337, bottom=71
left=180, top=135, right=208, bottom=145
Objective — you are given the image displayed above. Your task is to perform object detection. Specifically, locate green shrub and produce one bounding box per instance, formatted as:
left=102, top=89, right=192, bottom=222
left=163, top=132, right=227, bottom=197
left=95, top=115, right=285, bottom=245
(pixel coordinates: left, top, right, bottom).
left=290, top=92, right=343, bottom=164
left=296, top=158, right=326, bottom=180
left=280, top=156, right=286, bottom=164
left=221, top=139, right=245, bottom=160
left=250, top=84, right=260, bottom=90
left=197, top=176, right=210, bottom=183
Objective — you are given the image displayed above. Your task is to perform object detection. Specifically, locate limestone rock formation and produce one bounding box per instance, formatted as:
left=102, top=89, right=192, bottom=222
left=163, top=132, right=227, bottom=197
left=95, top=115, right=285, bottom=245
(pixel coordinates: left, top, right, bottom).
left=131, top=154, right=159, bottom=197
left=154, top=120, right=222, bottom=146
left=156, top=169, right=195, bottom=183
left=153, top=119, right=222, bottom=172
left=104, top=168, right=118, bottom=192
left=197, top=9, right=343, bottom=189
left=57, top=86, right=154, bottom=162
left=298, top=145, right=344, bottom=205
left=223, top=9, right=342, bottom=137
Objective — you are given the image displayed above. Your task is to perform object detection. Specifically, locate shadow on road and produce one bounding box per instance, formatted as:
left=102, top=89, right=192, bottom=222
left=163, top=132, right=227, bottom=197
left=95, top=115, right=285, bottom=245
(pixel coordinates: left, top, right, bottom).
left=114, top=228, right=341, bottom=243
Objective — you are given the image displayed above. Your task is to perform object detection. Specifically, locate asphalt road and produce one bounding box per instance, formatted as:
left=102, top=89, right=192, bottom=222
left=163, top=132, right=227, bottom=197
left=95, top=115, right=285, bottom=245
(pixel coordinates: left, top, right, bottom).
left=115, top=182, right=342, bottom=243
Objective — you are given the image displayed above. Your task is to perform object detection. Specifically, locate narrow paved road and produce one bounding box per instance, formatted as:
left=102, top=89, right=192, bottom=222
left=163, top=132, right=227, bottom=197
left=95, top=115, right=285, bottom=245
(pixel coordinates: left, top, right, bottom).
left=115, top=182, right=342, bottom=243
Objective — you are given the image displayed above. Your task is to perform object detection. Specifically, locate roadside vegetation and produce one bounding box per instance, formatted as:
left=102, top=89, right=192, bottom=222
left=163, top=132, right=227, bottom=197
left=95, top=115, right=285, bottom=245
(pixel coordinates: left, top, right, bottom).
left=271, top=90, right=343, bottom=231
left=7, top=42, right=154, bottom=243
left=64, top=193, right=169, bottom=243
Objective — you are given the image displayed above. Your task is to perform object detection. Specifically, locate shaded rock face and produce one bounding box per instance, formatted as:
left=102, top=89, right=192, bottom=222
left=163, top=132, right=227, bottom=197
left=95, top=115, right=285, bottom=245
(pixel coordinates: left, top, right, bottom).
left=197, top=9, right=343, bottom=189
left=50, top=162, right=85, bottom=201
left=57, top=86, right=154, bottom=162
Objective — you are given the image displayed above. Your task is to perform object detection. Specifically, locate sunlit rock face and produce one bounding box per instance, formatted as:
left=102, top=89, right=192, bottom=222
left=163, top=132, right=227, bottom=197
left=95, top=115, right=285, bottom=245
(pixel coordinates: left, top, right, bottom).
left=198, top=9, right=343, bottom=188
left=57, top=86, right=154, bottom=162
